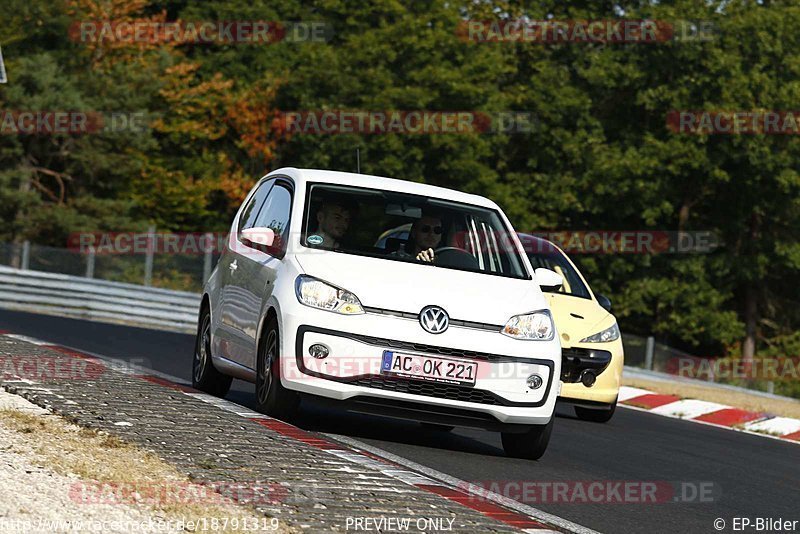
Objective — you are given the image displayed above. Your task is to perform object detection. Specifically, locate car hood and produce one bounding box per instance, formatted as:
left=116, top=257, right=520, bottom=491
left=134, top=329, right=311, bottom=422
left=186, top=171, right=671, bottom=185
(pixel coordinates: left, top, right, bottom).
left=544, top=292, right=612, bottom=348
left=295, top=251, right=546, bottom=325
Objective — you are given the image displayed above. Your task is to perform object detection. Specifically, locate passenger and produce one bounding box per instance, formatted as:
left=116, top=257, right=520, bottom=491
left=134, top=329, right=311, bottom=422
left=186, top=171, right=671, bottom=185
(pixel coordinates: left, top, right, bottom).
left=393, top=214, right=443, bottom=263
left=310, top=201, right=352, bottom=249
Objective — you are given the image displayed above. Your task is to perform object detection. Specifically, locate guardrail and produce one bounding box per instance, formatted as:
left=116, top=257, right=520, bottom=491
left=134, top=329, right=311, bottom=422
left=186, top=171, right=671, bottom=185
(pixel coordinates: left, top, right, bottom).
left=623, top=365, right=799, bottom=403
left=0, top=265, right=200, bottom=333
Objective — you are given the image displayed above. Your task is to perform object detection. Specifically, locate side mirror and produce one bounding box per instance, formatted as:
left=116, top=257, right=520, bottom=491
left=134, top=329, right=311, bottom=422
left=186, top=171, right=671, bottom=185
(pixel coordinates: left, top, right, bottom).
left=534, top=268, right=563, bottom=291
left=597, top=294, right=612, bottom=312
left=241, top=227, right=279, bottom=255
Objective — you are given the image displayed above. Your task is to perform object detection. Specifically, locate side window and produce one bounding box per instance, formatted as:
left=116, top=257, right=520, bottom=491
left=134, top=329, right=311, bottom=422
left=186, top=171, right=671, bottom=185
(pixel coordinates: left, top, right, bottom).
left=527, top=252, right=590, bottom=298
left=252, top=183, right=292, bottom=254
left=238, top=179, right=275, bottom=233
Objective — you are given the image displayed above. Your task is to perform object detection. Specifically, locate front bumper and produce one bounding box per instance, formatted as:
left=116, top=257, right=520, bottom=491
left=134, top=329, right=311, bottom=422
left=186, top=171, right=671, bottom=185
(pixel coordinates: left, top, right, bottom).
left=278, top=304, right=561, bottom=425
left=559, top=338, right=624, bottom=405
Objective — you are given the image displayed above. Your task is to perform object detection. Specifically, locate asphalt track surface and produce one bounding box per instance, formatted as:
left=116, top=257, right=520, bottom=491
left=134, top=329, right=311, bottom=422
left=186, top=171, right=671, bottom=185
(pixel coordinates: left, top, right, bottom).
left=1, top=309, right=798, bottom=534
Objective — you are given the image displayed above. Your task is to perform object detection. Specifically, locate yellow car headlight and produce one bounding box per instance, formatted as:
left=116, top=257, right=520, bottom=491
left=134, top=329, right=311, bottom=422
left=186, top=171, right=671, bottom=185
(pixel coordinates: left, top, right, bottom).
left=580, top=322, right=620, bottom=343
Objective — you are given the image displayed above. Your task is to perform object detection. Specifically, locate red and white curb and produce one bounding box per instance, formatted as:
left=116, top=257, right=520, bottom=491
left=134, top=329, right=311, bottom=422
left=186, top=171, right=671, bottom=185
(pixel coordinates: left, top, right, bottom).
left=144, top=382, right=586, bottom=533
left=0, top=332, right=594, bottom=534
left=618, top=386, right=800, bottom=444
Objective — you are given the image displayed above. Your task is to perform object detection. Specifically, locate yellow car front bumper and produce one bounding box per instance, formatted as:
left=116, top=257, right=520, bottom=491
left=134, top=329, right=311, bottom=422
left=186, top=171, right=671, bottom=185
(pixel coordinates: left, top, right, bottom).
left=559, top=338, right=624, bottom=406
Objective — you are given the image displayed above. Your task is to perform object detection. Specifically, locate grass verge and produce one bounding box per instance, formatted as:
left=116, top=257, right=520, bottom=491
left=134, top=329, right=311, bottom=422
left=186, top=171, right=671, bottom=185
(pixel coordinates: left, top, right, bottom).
left=0, top=408, right=294, bottom=533
left=622, top=376, right=800, bottom=419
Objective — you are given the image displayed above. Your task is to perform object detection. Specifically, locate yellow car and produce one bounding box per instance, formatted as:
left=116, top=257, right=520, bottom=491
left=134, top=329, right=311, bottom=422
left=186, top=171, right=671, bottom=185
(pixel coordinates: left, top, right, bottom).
left=520, top=234, right=624, bottom=423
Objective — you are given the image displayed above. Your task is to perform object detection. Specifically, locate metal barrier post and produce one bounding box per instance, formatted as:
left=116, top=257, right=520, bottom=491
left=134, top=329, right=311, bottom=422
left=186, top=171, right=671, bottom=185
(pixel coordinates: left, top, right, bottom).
left=144, top=226, right=155, bottom=286
left=85, top=247, right=96, bottom=278
left=644, top=336, right=655, bottom=370
left=21, top=241, right=30, bottom=270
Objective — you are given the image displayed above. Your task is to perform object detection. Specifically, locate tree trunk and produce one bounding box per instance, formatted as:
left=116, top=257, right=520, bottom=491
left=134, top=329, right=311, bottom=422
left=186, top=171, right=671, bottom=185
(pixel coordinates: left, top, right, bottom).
left=678, top=202, right=691, bottom=231
left=741, top=211, right=760, bottom=368
left=9, top=170, right=31, bottom=269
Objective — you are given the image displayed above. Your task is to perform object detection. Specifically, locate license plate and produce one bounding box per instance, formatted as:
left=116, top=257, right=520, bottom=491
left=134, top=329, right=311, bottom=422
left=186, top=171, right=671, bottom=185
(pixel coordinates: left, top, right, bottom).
left=380, top=351, right=477, bottom=386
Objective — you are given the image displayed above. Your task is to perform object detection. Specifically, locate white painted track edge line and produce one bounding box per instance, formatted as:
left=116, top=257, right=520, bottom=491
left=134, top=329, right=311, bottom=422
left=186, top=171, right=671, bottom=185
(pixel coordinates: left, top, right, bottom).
left=324, top=433, right=601, bottom=534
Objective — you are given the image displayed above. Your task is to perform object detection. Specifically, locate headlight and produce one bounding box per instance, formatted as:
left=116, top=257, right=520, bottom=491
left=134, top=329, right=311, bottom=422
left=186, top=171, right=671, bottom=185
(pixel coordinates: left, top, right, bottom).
left=501, top=310, right=555, bottom=341
left=580, top=322, right=620, bottom=343
left=295, top=275, right=365, bottom=315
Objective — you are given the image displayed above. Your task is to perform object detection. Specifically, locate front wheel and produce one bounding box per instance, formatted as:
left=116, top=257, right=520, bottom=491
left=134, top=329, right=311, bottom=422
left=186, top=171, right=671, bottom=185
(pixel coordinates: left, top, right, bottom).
left=255, top=317, right=299, bottom=419
left=501, top=418, right=554, bottom=460
left=192, top=307, right=232, bottom=397
left=575, top=399, right=617, bottom=423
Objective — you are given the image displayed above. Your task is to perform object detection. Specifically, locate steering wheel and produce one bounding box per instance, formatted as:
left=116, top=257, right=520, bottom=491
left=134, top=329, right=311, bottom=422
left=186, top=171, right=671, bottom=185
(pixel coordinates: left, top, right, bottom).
left=432, top=247, right=480, bottom=269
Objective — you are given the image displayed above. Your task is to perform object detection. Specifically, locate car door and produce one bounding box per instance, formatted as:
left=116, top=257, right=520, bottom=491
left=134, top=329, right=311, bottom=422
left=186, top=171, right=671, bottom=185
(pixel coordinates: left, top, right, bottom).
left=226, top=179, right=293, bottom=369
left=215, top=178, right=275, bottom=364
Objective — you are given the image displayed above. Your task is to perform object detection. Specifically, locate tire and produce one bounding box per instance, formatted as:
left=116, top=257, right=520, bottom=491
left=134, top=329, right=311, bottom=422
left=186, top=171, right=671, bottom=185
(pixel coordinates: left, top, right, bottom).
left=421, top=422, right=455, bottom=432
left=255, top=317, right=299, bottom=419
left=192, top=306, right=232, bottom=397
left=501, top=418, right=554, bottom=460
left=575, top=399, right=617, bottom=423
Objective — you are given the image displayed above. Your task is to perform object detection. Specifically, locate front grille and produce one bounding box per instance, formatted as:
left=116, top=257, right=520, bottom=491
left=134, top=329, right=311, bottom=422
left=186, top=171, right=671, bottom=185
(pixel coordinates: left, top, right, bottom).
left=352, top=376, right=503, bottom=405
left=296, top=325, right=554, bottom=408
left=363, top=306, right=503, bottom=332
left=562, top=346, right=613, bottom=363
left=348, top=333, right=506, bottom=362
left=563, top=347, right=596, bottom=358
left=561, top=346, right=613, bottom=382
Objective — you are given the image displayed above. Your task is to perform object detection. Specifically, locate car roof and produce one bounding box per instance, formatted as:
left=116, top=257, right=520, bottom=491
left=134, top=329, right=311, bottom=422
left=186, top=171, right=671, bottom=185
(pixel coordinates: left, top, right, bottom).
left=516, top=232, right=564, bottom=255
left=269, top=167, right=500, bottom=210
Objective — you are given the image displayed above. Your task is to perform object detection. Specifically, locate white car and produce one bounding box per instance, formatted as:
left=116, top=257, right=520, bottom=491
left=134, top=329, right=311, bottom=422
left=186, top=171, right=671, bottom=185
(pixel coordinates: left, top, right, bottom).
left=194, top=168, right=564, bottom=459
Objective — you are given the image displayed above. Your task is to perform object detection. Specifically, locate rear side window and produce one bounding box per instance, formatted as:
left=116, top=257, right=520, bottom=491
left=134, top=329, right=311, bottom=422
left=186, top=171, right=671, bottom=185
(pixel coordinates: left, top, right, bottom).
left=238, top=179, right=275, bottom=232
left=253, top=183, right=292, bottom=253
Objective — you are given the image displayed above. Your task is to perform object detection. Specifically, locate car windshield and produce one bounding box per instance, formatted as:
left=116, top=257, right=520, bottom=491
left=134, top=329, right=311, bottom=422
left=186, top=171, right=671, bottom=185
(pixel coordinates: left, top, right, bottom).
left=526, top=246, right=591, bottom=299
left=301, top=183, right=530, bottom=279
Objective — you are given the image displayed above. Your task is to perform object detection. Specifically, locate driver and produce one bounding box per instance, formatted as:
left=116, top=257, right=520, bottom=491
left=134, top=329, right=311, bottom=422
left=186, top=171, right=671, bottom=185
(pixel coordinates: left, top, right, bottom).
left=393, top=214, right=443, bottom=263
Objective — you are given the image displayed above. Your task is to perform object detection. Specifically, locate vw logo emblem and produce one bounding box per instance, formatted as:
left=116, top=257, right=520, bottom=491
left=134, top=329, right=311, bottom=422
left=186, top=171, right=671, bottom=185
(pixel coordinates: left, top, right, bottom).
left=419, top=305, right=449, bottom=334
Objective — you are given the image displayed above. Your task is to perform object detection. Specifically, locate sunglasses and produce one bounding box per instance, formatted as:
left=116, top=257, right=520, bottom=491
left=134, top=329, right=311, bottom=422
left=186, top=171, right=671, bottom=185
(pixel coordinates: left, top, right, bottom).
left=420, top=225, right=443, bottom=235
